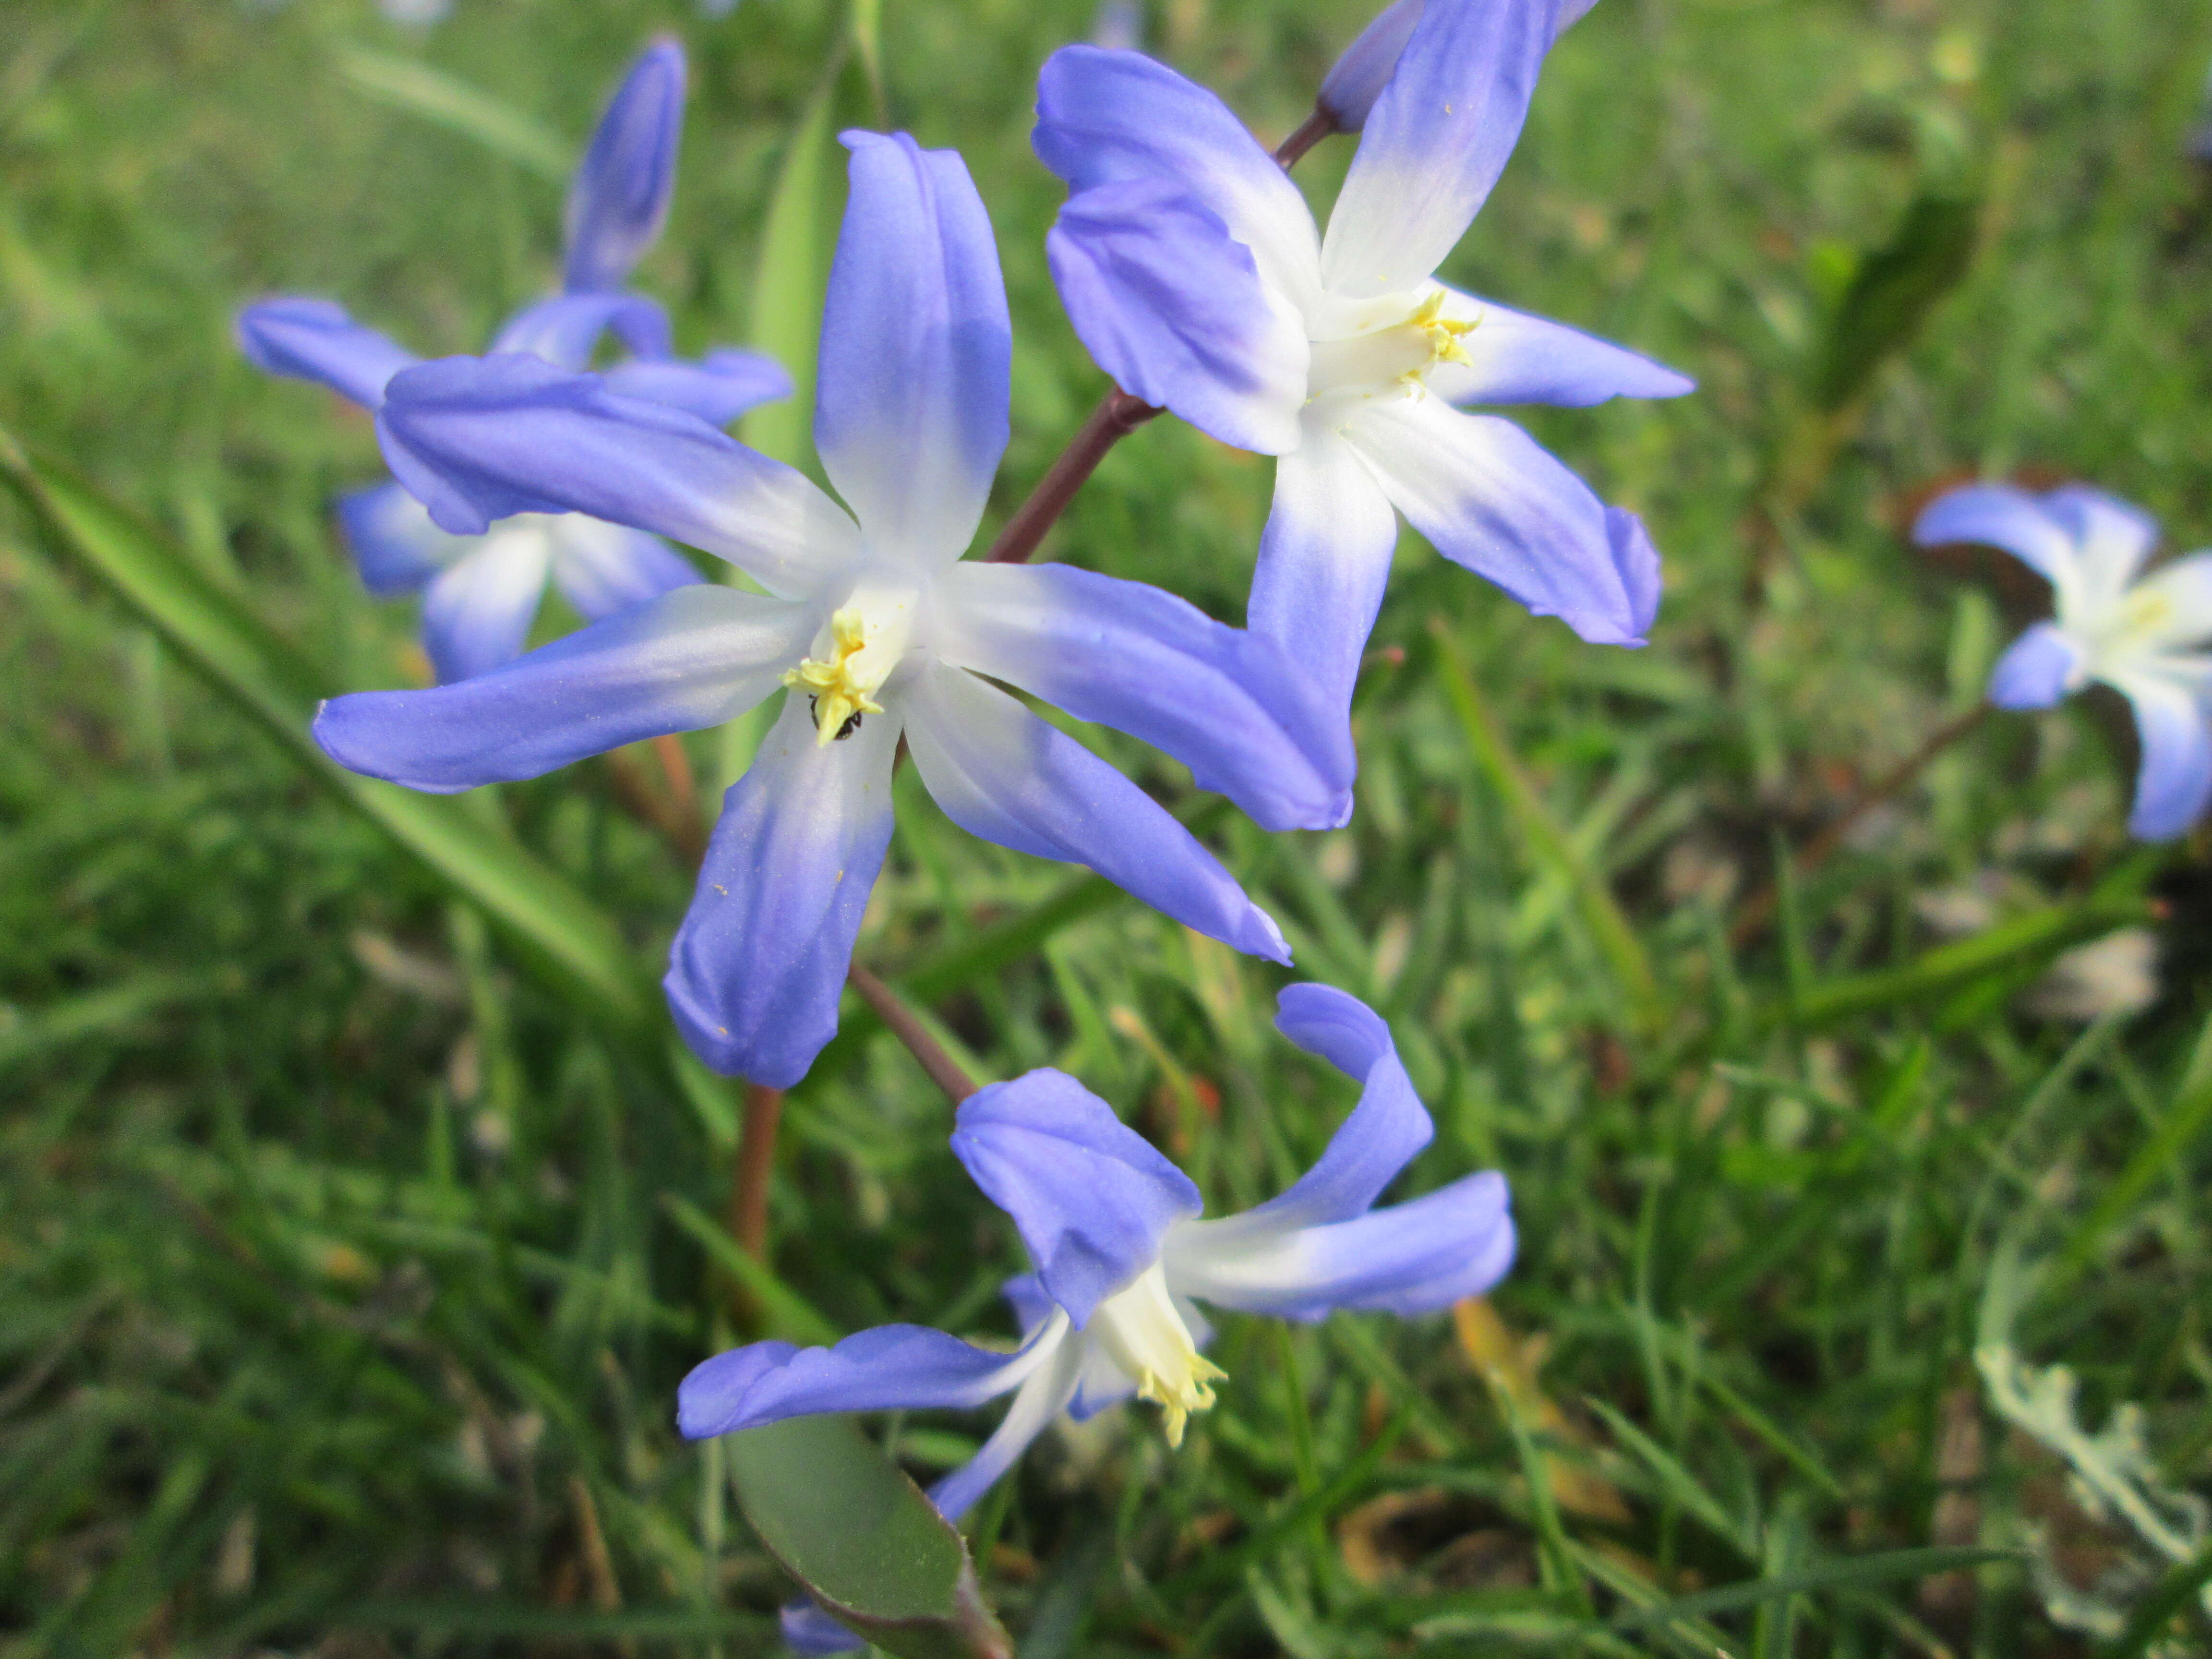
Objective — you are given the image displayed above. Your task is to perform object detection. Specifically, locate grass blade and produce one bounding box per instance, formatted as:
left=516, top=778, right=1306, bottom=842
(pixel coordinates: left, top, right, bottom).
left=659, top=1193, right=839, bottom=1346
left=0, top=428, right=658, bottom=1033
left=335, top=46, right=571, bottom=182
left=1610, top=1547, right=2022, bottom=1630
left=742, top=56, right=845, bottom=468
left=1429, top=618, right=1658, bottom=1028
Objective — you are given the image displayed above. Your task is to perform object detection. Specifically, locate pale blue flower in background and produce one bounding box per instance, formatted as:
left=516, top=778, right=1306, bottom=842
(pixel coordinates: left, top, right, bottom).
left=676, top=984, right=1516, bottom=1654
left=1088, top=0, right=1143, bottom=52
left=377, top=0, right=453, bottom=26
left=313, top=133, right=1352, bottom=1086
left=1915, top=481, right=2212, bottom=840
left=237, top=38, right=790, bottom=683
left=1034, top=0, right=1691, bottom=723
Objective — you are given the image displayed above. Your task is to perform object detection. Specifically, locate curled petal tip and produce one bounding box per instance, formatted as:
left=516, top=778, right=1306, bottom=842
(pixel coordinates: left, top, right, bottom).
left=1317, top=0, right=1426, bottom=133
left=563, top=36, right=688, bottom=294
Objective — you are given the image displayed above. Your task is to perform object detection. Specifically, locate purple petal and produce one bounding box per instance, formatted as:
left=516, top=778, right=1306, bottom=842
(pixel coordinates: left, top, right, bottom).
left=336, top=481, right=460, bottom=596
left=314, top=584, right=809, bottom=791
left=902, top=664, right=1291, bottom=964
left=676, top=1320, right=1055, bottom=1439
left=1046, top=178, right=1307, bottom=454
left=1986, top=622, right=2082, bottom=710
left=565, top=36, right=686, bottom=295
left=1318, top=0, right=1427, bottom=134
left=1345, top=398, right=1653, bottom=646
left=1034, top=46, right=1323, bottom=311
left=236, top=297, right=418, bottom=409
left=489, top=292, right=672, bottom=369
left=1321, top=0, right=1601, bottom=136
left=1240, top=985, right=1434, bottom=1231
left=928, top=1336, right=1085, bottom=1522
left=664, top=695, right=901, bottom=1085
left=1322, top=0, right=1568, bottom=297
left=933, top=562, right=1352, bottom=832
left=1427, top=289, right=1694, bottom=408
left=545, top=517, right=703, bottom=622
left=952, top=1069, right=1202, bottom=1325
left=599, top=348, right=794, bottom=426
left=376, top=353, right=861, bottom=597
left=781, top=1603, right=865, bottom=1657
left=2044, top=484, right=2159, bottom=610
left=1249, top=426, right=1402, bottom=723
left=816, top=132, right=1010, bottom=564
left=1912, top=483, right=2076, bottom=586
left=2110, top=669, right=2212, bottom=841
left=421, top=529, right=552, bottom=683
left=1168, top=1170, right=1514, bottom=1321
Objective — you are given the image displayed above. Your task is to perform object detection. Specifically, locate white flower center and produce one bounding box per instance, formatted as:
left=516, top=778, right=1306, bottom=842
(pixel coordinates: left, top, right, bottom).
left=1089, top=1262, right=1224, bottom=1448
left=1304, top=289, right=1478, bottom=409
left=780, top=586, right=917, bottom=745
left=2087, top=586, right=2177, bottom=666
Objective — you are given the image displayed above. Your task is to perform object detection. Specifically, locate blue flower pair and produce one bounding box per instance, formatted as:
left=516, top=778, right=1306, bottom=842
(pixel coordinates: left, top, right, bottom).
left=247, top=0, right=1685, bottom=1087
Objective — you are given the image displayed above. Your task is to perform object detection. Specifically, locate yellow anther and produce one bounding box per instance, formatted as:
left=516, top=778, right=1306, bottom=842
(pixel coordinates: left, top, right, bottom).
left=1135, top=1354, right=1228, bottom=1449
left=781, top=608, right=887, bottom=747
left=1409, top=290, right=1478, bottom=370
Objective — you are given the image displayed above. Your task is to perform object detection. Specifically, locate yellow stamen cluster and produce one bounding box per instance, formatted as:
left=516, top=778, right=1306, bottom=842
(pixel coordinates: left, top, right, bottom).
left=1397, top=291, right=1479, bottom=397
left=781, top=608, right=886, bottom=747
left=1135, top=1353, right=1228, bottom=1449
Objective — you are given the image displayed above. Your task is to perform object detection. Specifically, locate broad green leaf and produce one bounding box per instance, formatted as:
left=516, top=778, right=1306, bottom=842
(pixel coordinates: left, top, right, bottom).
left=335, top=47, right=572, bottom=182
left=1809, top=187, right=1981, bottom=414
left=0, top=428, right=659, bottom=1034
left=723, top=1415, right=1011, bottom=1659
left=743, top=60, right=845, bottom=469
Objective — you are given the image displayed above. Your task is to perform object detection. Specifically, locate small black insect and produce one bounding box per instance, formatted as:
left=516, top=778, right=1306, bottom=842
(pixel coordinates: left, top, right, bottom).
left=805, top=695, right=865, bottom=741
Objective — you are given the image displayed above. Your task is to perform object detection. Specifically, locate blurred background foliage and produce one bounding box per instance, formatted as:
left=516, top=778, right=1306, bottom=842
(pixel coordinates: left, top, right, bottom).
left=5, top=0, right=2212, bottom=1652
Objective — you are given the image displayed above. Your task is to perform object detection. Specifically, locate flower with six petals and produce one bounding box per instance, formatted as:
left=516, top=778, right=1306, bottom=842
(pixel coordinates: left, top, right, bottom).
left=676, top=985, right=1515, bottom=1654
left=1915, top=481, right=2212, bottom=840
left=1033, top=0, right=1692, bottom=721
left=313, top=132, right=1352, bottom=1086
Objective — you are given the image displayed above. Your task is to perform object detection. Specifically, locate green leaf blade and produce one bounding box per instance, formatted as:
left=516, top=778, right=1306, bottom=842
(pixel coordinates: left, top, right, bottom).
left=724, top=1415, right=1011, bottom=1659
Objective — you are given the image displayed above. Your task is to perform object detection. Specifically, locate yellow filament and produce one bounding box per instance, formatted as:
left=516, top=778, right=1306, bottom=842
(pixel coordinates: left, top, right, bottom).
left=1135, top=1354, right=1228, bottom=1449
left=1396, top=291, right=1479, bottom=397
left=781, top=608, right=886, bottom=747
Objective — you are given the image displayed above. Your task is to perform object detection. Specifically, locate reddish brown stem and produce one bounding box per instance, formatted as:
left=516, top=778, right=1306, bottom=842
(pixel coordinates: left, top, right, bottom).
left=1273, top=107, right=1338, bottom=169
left=975, top=108, right=1323, bottom=575
left=651, top=733, right=699, bottom=831
left=602, top=740, right=708, bottom=870
left=985, top=391, right=1162, bottom=566
left=729, top=1082, right=783, bottom=1259
left=847, top=963, right=979, bottom=1104
left=1730, top=702, right=1992, bottom=946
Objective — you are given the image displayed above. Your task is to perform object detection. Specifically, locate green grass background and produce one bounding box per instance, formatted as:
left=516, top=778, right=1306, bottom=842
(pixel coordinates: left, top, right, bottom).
left=5, top=0, right=2212, bottom=1651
